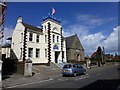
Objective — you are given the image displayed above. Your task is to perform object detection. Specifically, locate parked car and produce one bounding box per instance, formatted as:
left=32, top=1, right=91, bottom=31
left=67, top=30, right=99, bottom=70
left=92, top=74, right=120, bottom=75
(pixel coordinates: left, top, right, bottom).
left=62, top=63, right=86, bottom=77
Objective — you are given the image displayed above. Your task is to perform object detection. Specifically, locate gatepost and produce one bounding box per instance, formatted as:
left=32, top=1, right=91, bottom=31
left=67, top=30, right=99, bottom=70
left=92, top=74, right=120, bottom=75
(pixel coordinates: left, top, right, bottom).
left=24, top=58, right=32, bottom=77
left=86, top=59, right=91, bottom=69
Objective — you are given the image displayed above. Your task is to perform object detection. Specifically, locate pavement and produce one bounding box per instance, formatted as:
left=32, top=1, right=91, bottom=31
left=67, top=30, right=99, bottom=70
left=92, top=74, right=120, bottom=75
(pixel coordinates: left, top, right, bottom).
left=2, top=62, right=62, bottom=89
left=2, top=62, right=118, bottom=89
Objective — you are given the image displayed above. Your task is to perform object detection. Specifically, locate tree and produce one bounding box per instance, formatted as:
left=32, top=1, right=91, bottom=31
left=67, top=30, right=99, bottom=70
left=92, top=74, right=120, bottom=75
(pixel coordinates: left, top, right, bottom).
left=115, top=53, right=117, bottom=57
left=96, top=46, right=102, bottom=66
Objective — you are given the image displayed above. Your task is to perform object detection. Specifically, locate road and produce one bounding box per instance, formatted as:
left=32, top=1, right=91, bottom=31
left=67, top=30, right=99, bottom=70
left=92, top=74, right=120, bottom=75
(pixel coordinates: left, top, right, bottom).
left=4, top=63, right=120, bottom=89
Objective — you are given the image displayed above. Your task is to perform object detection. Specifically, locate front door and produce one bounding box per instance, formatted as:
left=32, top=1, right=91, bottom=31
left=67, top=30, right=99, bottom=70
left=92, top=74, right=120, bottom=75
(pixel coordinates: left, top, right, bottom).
left=55, top=52, right=60, bottom=63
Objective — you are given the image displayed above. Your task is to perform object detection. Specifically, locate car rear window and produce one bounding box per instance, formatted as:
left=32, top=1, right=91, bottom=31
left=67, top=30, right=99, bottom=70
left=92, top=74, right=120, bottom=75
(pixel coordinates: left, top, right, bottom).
left=63, top=64, right=72, bottom=68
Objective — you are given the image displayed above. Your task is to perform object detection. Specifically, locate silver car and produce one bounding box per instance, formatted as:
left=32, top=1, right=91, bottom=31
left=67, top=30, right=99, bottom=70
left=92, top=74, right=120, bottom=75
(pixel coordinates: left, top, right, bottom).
left=62, top=64, right=86, bottom=77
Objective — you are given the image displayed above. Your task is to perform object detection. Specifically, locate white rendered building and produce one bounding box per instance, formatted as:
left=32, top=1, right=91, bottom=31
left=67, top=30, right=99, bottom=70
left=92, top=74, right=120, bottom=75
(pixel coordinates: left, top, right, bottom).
left=11, top=16, right=67, bottom=64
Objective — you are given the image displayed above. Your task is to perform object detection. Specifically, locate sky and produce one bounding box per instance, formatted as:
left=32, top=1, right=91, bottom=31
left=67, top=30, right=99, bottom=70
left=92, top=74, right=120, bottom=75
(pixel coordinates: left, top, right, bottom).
left=2, top=0, right=120, bottom=2
left=3, top=2, right=118, bottom=56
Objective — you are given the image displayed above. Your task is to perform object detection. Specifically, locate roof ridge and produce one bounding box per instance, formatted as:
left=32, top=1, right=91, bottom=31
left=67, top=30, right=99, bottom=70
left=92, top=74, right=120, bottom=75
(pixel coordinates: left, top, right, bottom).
left=22, top=22, right=42, bottom=29
left=66, top=34, right=77, bottom=38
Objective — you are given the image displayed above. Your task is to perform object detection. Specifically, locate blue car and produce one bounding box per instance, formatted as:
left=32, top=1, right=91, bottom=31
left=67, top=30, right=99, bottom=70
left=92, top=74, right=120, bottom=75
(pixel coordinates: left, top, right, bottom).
left=62, top=64, right=86, bottom=77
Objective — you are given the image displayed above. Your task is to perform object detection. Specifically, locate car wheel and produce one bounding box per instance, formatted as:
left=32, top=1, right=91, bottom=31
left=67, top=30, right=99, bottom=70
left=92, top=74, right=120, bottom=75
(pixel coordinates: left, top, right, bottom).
left=73, top=72, right=77, bottom=77
left=83, top=70, right=86, bottom=75
left=62, top=74, right=65, bottom=77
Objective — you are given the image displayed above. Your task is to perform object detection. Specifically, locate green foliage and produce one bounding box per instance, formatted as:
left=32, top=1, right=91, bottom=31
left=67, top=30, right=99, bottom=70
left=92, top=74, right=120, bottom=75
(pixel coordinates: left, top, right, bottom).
left=106, top=59, right=120, bottom=62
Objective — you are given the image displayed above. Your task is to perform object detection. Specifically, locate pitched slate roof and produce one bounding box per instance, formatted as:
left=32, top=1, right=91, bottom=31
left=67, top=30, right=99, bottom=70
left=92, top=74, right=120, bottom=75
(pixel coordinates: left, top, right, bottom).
left=66, top=34, right=84, bottom=51
left=91, top=52, right=97, bottom=57
left=22, top=22, right=43, bottom=33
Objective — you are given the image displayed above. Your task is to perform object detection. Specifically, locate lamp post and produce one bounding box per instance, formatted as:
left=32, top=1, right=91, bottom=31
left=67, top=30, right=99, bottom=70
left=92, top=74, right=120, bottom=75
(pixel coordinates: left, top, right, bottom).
left=101, top=49, right=103, bottom=65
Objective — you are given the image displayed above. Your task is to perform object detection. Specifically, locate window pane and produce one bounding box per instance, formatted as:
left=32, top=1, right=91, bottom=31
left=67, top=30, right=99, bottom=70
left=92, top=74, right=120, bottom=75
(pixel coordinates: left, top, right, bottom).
left=53, top=35, right=55, bottom=43
left=57, top=36, right=59, bottom=43
left=45, top=26, right=46, bottom=31
left=62, top=51, right=64, bottom=59
left=28, top=48, right=33, bottom=58
left=21, top=33, right=23, bottom=42
left=36, top=35, right=39, bottom=43
left=45, top=35, right=47, bottom=43
left=36, top=49, right=40, bottom=58
left=29, top=33, right=33, bottom=41
left=45, top=49, right=47, bottom=58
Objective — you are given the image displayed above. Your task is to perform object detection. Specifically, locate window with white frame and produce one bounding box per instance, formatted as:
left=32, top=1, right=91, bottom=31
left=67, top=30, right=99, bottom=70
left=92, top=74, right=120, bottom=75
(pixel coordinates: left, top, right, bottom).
left=45, top=35, right=47, bottom=43
left=53, top=35, right=55, bottom=43
left=29, top=32, right=33, bottom=41
left=45, top=25, right=46, bottom=31
left=62, top=51, right=64, bottom=59
left=45, top=49, right=47, bottom=58
left=57, top=36, right=59, bottom=43
left=21, top=33, right=23, bottom=43
left=36, top=49, right=40, bottom=58
left=28, top=48, right=33, bottom=58
left=36, top=34, right=39, bottom=43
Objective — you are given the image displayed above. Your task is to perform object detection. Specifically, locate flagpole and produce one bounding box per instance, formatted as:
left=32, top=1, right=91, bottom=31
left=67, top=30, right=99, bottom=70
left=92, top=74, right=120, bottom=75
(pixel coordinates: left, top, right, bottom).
left=51, top=7, right=53, bottom=19
left=52, top=7, right=55, bottom=19
left=52, top=14, right=53, bottom=19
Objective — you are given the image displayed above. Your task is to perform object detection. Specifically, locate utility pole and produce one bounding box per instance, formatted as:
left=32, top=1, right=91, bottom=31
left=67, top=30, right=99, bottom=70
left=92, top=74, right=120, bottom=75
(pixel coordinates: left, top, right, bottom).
left=0, top=0, right=7, bottom=59
left=103, top=47, right=105, bottom=64
left=0, top=0, right=7, bottom=88
left=101, top=49, right=103, bottom=66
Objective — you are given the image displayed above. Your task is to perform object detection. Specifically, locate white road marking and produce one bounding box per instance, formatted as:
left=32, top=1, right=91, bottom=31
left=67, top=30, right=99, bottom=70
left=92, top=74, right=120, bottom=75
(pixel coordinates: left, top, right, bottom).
left=59, top=75, right=90, bottom=81
left=86, top=74, right=89, bottom=75
left=6, top=78, right=54, bottom=88
left=77, top=75, right=90, bottom=80
left=96, top=73, right=101, bottom=76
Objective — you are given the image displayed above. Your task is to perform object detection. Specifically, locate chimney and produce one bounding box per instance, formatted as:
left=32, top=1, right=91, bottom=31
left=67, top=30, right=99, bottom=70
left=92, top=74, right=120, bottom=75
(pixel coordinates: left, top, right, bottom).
left=17, top=16, right=22, bottom=23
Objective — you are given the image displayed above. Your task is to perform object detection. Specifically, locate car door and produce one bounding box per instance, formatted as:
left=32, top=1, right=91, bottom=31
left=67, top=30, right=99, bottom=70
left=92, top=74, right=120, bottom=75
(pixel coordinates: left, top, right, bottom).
left=77, top=64, right=83, bottom=74
left=73, top=64, right=78, bottom=74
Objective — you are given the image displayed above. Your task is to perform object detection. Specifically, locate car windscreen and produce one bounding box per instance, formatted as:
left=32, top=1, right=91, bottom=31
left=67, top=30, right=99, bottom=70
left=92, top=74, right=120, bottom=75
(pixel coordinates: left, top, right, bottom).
left=63, top=64, right=72, bottom=68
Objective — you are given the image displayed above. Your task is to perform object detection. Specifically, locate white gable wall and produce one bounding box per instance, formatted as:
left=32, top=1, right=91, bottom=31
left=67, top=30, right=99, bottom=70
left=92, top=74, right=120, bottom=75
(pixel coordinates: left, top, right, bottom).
left=11, top=22, right=25, bottom=61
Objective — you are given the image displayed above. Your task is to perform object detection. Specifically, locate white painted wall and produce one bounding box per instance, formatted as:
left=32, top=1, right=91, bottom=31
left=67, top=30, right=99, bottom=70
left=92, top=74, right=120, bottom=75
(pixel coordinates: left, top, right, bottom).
left=26, top=31, right=48, bottom=63
left=2, top=48, right=11, bottom=58
left=11, top=22, right=24, bottom=60
left=12, top=18, right=67, bottom=64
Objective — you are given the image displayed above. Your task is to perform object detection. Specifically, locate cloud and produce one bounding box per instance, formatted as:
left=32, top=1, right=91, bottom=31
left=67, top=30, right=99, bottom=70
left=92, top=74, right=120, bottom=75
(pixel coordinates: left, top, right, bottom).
left=82, top=32, right=105, bottom=49
left=76, top=14, right=116, bottom=28
left=62, top=30, right=72, bottom=37
left=63, top=25, right=118, bottom=55
left=62, top=20, right=69, bottom=25
left=3, top=27, right=13, bottom=44
left=62, top=14, right=117, bottom=55
left=101, top=26, right=118, bottom=53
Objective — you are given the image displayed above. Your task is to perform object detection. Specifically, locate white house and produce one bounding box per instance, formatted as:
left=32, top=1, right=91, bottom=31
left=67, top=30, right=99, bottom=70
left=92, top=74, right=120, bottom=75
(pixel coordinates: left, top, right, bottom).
left=11, top=16, right=67, bottom=64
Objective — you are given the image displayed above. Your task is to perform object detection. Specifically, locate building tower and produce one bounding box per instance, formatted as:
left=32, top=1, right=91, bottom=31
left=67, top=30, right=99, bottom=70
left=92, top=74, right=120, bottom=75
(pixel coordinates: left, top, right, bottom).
left=41, top=16, right=66, bottom=64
